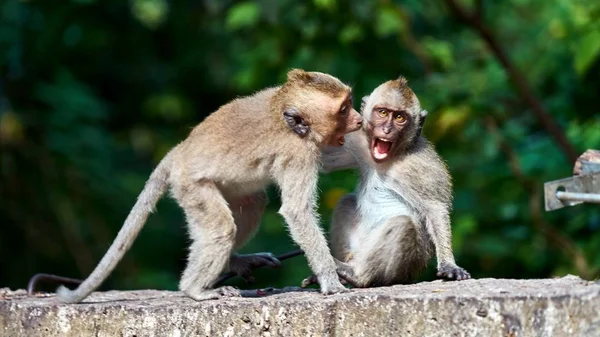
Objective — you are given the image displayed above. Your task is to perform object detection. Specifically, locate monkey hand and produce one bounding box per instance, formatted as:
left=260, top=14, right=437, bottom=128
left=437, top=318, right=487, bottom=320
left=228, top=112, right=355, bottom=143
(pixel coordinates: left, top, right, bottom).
left=228, top=253, right=281, bottom=283
left=436, top=263, right=471, bottom=281
left=317, top=276, right=348, bottom=295
left=300, top=275, right=347, bottom=287
left=300, top=274, right=349, bottom=288
left=573, top=149, right=600, bottom=175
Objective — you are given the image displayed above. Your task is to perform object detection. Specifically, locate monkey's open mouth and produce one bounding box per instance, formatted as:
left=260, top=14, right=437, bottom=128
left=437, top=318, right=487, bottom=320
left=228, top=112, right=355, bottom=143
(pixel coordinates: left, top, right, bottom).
left=372, top=138, right=392, bottom=161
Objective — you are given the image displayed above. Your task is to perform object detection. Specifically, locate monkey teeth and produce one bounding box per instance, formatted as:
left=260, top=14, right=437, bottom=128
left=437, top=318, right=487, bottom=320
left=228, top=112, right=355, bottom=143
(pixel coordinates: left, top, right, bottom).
left=372, top=138, right=392, bottom=161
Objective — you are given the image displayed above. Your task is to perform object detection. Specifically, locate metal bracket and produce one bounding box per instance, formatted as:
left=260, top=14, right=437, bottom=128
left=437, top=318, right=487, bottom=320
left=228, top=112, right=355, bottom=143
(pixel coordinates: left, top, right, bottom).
left=544, top=161, right=600, bottom=211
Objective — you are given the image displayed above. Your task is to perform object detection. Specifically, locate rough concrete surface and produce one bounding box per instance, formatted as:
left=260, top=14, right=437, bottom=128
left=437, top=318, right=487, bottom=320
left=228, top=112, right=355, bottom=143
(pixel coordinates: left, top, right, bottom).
left=1, top=276, right=599, bottom=337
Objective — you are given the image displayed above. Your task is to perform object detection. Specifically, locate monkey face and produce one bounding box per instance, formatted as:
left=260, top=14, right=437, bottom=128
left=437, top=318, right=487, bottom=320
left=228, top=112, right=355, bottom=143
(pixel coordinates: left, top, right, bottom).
left=282, top=69, right=362, bottom=147
left=326, top=95, right=363, bottom=147
left=366, top=107, right=413, bottom=162
left=361, top=77, right=424, bottom=163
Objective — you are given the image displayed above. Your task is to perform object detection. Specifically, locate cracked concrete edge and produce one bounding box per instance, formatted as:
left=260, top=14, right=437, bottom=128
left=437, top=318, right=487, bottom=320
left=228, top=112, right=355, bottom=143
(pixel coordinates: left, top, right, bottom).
left=1, top=276, right=600, bottom=337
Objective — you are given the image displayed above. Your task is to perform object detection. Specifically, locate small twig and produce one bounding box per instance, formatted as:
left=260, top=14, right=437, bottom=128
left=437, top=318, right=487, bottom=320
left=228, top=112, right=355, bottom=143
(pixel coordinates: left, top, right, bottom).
left=393, top=5, right=433, bottom=75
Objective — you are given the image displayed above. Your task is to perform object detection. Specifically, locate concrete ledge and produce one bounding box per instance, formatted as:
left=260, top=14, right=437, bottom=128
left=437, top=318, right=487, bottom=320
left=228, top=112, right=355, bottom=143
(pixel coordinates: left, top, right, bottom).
left=1, top=276, right=599, bottom=337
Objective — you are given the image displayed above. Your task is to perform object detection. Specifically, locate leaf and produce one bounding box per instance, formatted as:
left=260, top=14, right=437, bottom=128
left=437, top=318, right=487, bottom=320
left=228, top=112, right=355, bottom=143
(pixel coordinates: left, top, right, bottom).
left=547, top=18, right=566, bottom=39
left=0, top=111, right=24, bottom=144
left=429, top=105, right=471, bottom=138
left=574, top=28, right=600, bottom=76
left=130, top=0, right=169, bottom=30
left=143, top=93, right=194, bottom=121
left=423, top=38, right=454, bottom=69
left=452, top=214, right=477, bottom=250
left=339, top=23, right=363, bottom=44
left=374, top=6, right=404, bottom=37
left=233, top=67, right=260, bottom=91
left=313, top=0, right=336, bottom=11
left=226, top=2, right=260, bottom=31
left=324, top=188, right=349, bottom=210
left=262, top=210, right=285, bottom=235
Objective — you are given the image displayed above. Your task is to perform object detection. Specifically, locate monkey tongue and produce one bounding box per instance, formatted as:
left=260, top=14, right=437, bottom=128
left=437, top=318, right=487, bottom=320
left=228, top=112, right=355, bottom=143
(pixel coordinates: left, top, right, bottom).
left=373, top=139, right=392, bottom=160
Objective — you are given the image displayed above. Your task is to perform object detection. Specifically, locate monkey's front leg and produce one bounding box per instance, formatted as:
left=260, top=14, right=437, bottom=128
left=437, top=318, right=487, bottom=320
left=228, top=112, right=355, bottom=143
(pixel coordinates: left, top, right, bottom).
left=279, top=205, right=347, bottom=294
left=277, top=170, right=347, bottom=295
left=426, top=206, right=471, bottom=281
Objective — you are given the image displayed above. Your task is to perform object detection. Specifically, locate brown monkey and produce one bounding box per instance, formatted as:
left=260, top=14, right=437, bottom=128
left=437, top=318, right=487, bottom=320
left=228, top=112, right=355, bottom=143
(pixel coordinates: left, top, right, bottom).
left=56, top=69, right=363, bottom=303
left=304, top=77, right=469, bottom=288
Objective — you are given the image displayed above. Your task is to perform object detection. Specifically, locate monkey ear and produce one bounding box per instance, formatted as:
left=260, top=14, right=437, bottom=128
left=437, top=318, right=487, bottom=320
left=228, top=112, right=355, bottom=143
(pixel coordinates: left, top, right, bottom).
left=287, top=69, right=312, bottom=82
left=416, top=110, right=428, bottom=137
left=360, top=95, right=369, bottom=113
left=283, top=107, right=310, bottom=138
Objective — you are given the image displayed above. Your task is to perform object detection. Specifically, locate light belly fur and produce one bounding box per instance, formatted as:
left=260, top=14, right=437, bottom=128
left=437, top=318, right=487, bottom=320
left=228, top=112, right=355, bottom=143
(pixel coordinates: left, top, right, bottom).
left=351, top=171, right=414, bottom=253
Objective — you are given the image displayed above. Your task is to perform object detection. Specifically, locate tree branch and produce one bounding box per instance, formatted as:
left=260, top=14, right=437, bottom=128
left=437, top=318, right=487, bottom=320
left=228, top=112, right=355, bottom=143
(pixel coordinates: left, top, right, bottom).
left=392, top=5, right=433, bottom=75
left=475, top=0, right=483, bottom=21
left=444, top=0, right=578, bottom=163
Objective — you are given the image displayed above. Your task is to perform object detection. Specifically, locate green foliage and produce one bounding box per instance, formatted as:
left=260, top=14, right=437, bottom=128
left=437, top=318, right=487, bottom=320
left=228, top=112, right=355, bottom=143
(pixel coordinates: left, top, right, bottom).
left=226, top=2, right=261, bottom=31
left=1, top=0, right=599, bottom=293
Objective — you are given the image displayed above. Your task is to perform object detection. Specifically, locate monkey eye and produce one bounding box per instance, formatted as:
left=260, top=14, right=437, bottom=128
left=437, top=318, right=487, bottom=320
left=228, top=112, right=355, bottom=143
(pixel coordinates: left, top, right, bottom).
left=339, top=105, right=348, bottom=115
left=395, top=114, right=406, bottom=123
left=378, top=109, right=388, bottom=118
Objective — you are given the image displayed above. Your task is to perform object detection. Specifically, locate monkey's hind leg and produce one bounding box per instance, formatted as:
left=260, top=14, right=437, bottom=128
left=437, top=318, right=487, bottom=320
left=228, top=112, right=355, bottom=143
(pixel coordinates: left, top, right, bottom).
left=330, top=194, right=359, bottom=262
left=178, top=181, right=240, bottom=301
left=228, top=191, right=281, bottom=282
left=352, top=215, right=430, bottom=287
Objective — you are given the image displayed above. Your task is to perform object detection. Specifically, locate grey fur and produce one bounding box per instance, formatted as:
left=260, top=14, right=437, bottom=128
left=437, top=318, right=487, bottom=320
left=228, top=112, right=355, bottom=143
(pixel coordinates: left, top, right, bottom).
left=315, top=79, right=470, bottom=287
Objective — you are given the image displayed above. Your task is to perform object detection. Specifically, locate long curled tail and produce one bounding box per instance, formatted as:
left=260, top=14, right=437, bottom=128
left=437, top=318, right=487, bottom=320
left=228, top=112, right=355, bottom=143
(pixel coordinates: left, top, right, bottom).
left=57, top=150, right=175, bottom=303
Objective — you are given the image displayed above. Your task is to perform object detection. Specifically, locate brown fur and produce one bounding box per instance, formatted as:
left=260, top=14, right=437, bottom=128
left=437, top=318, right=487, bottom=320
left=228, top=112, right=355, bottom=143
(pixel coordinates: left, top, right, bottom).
left=307, top=78, right=469, bottom=288
left=57, top=69, right=362, bottom=303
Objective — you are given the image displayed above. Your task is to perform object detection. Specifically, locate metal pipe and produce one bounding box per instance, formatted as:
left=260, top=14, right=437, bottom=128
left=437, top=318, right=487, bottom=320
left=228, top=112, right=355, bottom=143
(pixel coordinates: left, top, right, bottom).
left=556, top=191, right=600, bottom=204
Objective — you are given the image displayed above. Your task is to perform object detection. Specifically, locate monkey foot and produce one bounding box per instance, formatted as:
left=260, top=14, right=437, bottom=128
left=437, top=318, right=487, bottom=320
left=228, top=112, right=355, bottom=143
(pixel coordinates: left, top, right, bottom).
left=300, top=274, right=349, bottom=288
left=302, top=259, right=363, bottom=289
left=185, top=286, right=241, bottom=301
left=300, top=274, right=319, bottom=288
left=334, top=259, right=361, bottom=287
left=436, top=264, right=471, bottom=281
left=228, top=253, right=281, bottom=283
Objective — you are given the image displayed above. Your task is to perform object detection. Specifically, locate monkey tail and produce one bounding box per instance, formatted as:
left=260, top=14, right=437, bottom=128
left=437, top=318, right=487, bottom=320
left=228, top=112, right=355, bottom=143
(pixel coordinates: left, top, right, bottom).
left=56, top=150, right=175, bottom=303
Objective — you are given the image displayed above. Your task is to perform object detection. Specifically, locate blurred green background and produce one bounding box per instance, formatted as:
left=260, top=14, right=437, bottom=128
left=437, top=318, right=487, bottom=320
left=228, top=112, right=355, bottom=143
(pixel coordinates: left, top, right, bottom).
left=1, top=0, right=599, bottom=293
